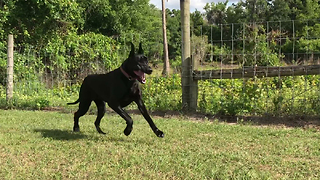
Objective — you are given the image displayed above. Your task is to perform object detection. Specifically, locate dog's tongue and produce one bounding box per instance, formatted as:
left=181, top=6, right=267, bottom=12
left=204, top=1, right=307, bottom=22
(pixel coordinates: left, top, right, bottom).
left=134, top=70, right=146, bottom=84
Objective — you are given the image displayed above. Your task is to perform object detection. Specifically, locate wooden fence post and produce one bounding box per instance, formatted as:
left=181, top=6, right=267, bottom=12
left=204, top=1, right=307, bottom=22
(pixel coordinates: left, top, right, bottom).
left=6, top=34, right=14, bottom=103
left=180, top=0, right=198, bottom=112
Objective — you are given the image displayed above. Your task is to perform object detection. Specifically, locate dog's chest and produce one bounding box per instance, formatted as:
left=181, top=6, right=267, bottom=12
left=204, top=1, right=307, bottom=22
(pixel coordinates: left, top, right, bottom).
left=118, top=82, right=141, bottom=106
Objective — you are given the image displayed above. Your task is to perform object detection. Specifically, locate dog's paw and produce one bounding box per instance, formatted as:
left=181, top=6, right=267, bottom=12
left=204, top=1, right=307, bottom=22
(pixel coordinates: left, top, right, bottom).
left=73, top=127, right=80, bottom=132
left=124, top=126, right=133, bottom=136
left=96, top=127, right=106, bottom=135
left=155, top=129, right=164, bottom=138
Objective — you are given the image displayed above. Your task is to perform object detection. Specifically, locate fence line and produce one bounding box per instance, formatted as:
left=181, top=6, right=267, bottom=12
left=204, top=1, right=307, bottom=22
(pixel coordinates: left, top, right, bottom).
left=2, top=19, right=320, bottom=116
left=192, top=19, right=320, bottom=116
left=193, top=65, right=320, bottom=80
left=0, top=34, right=173, bottom=109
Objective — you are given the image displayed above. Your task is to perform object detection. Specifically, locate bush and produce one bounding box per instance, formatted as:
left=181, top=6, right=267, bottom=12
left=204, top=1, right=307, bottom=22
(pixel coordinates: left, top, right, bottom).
left=142, top=74, right=182, bottom=111
left=42, top=32, right=119, bottom=84
left=198, top=75, right=320, bottom=116
left=1, top=72, right=320, bottom=116
left=243, top=33, right=282, bottom=66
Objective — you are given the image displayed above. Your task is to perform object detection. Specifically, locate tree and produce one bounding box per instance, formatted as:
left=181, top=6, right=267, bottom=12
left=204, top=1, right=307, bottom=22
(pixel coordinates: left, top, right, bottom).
left=77, top=0, right=163, bottom=60
left=191, top=10, right=206, bottom=36
left=166, top=9, right=181, bottom=61
left=6, top=0, right=83, bottom=46
left=296, top=0, right=320, bottom=22
left=0, top=0, right=12, bottom=85
left=78, top=0, right=162, bottom=36
left=225, top=2, right=246, bottom=23
left=241, top=0, right=271, bottom=22
left=268, top=0, right=292, bottom=21
left=204, top=1, right=229, bottom=25
left=161, top=0, right=170, bottom=76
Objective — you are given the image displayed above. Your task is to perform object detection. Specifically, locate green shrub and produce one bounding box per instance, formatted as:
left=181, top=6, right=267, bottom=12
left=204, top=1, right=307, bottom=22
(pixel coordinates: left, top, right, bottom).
left=142, top=74, right=182, bottom=111
left=1, top=67, right=320, bottom=117
left=42, top=32, right=119, bottom=84
left=197, top=75, right=320, bottom=116
left=243, top=33, right=282, bottom=66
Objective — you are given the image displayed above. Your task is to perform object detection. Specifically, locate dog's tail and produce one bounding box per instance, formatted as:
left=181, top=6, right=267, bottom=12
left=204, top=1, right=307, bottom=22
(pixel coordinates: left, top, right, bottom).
left=67, top=99, right=80, bottom=105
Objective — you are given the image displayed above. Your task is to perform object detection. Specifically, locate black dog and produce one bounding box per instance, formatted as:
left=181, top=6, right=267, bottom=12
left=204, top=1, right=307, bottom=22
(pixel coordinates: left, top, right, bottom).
left=67, top=43, right=164, bottom=138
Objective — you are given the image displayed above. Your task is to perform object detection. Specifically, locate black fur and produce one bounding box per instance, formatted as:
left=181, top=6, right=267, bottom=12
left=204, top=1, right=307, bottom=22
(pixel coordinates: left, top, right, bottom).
left=68, top=43, right=164, bottom=138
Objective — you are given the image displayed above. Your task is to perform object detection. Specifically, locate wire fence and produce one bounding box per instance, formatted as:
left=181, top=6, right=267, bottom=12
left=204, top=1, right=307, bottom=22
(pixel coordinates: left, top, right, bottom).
left=193, top=20, right=320, bottom=116
left=0, top=34, right=170, bottom=109
left=1, top=19, right=320, bottom=116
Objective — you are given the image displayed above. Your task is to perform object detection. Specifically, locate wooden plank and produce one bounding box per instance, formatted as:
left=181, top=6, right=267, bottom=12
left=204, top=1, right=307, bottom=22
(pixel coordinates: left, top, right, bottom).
left=193, top=65, right=320, bottom=80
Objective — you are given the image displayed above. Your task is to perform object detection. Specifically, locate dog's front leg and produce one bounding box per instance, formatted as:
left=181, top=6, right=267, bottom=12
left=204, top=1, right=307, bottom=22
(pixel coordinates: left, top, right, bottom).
left=109, top=104, right=134, bottom=136
left=135, top=99, right=164, bottom=138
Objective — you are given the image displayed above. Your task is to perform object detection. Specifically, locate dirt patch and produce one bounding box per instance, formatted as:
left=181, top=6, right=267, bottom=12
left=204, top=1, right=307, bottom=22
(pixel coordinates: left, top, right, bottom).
left=148, top=110, right=320, bottom=130
left=42, top=107, right=320, bottom=130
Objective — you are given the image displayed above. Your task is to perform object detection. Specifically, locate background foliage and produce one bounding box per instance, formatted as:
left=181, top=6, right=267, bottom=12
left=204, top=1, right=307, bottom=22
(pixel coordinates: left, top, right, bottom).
left=1, top=0, right=320, bottom=116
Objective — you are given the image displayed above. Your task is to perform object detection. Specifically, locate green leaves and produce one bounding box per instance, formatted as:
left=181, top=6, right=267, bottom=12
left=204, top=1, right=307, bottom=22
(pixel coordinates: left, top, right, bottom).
left=79, top=0, right=162, bottom=37
left=142, top=75, right=182, bottom=111
left=42, top=32, right=119, bottom=82
left=5, top=0, right=83, bottom=46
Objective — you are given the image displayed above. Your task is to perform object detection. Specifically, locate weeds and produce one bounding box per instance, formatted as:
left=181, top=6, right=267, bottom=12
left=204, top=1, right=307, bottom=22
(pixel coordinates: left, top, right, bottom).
left=1, top=74, right=320, bottom=116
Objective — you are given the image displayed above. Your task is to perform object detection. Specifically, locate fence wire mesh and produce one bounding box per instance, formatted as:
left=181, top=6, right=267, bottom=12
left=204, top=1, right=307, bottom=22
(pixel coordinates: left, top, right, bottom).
left=1, top=20, right=320, bottom=116
left=0, top=33, right=182, bottom=111
left=194, top=20, right=320, bottom=116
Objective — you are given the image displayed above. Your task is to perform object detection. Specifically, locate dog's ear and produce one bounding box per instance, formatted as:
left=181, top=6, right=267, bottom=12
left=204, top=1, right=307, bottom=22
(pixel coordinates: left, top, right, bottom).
left=138, top=42, right=144, bottom=54
left=129, top=42, right=135, bottom=57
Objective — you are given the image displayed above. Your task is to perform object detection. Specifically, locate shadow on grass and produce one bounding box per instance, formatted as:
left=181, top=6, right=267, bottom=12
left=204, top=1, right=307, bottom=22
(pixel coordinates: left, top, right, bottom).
left=34, top=129, right=87, bottom=140
left=34, top=128, right=153, bottom=143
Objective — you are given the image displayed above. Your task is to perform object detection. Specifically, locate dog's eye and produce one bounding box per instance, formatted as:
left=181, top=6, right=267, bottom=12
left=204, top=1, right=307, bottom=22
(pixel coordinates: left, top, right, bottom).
left=143, top=57, right=148, bottom=63
left=138, top=57, right=148, bottom=64
left=141, top=60, right=148, bottom=64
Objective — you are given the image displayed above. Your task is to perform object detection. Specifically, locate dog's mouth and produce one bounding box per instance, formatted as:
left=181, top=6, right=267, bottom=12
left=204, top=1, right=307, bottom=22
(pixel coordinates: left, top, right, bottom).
left=134, top=70, right=146, bottom=84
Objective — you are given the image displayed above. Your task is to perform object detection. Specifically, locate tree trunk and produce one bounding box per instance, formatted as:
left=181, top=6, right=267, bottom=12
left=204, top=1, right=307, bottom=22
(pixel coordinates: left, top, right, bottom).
left=161, top=0, right=170, bottom=76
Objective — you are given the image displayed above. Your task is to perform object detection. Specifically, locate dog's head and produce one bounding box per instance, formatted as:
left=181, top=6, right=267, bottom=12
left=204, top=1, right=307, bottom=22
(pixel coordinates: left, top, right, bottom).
left=122, top=42, right=152, bottom=84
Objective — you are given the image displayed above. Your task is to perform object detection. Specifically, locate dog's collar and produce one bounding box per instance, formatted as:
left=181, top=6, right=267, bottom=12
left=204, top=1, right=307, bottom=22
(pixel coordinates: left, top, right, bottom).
left=120, top=66, right=135, bottom=81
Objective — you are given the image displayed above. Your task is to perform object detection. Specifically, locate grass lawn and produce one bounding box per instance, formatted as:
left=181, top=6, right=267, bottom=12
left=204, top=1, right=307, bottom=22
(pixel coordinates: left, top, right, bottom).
left=0, top=109, right=320, bottom=179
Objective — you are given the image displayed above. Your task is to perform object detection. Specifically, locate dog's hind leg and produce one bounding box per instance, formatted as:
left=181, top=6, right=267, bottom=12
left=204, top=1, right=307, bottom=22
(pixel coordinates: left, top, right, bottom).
left=73, top=100, right=91, bottom=132
left=94, top=100, right=106, bottom=134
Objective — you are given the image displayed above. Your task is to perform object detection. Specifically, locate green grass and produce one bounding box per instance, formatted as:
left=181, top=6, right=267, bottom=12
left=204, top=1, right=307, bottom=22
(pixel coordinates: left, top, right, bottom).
left=0, top=110, right=320, bottom=179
